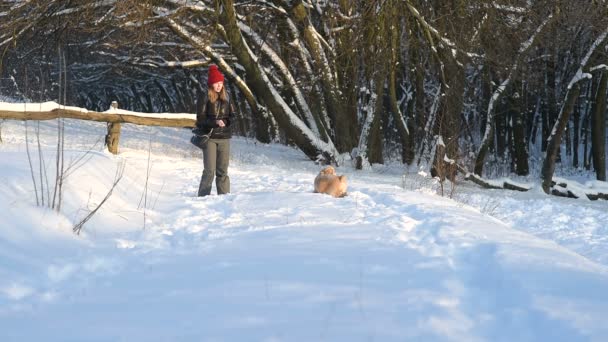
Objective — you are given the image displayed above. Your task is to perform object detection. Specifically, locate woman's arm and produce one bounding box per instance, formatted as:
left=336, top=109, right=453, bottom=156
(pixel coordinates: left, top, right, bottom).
left=223, top=96, right=237, bottom=127
left=196, top=92, right=208, bottom=127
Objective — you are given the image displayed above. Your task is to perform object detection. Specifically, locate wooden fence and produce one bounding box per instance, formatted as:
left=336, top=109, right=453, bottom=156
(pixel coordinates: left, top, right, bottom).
left=0, top=101, right=196, bottom=154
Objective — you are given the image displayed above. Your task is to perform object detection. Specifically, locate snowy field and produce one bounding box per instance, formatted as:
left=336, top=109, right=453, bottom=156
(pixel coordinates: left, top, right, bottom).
left=1, top=118, right=608, bottom=341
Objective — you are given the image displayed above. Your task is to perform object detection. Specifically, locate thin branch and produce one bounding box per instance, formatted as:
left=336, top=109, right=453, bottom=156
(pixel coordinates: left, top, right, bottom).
left=73, top=160, right=126, bottom=235
left=25, top=120, right=40, bottom=206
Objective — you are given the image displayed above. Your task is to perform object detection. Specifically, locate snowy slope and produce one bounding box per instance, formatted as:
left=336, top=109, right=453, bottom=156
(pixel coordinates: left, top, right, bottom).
left=1, top=119, right=608, bottom=341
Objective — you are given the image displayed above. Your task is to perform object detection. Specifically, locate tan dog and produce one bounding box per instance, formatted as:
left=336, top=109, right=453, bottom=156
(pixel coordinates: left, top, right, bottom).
left=314, top=166, right=347, bottom=198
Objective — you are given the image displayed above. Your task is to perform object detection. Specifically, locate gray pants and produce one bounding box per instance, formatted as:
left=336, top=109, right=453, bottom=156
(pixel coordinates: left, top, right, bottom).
left=198, top=138, right=230, bottom=196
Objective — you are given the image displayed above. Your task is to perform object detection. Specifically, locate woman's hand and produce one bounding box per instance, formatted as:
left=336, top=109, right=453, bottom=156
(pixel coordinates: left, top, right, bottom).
left=216, top=120, right=226, bottom=127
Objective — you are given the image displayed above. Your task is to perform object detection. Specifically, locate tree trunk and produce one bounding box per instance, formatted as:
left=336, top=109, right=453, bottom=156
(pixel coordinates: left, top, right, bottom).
left=545, top=52, right=558, bottom=157
left=510, top=88, right=529, bottom=175
left=388, top=22, right=412, bottom=164
left=572, top=104, right=580, bottom=168
left=583, top=114, right=591, bottom=170
left=432, top=58, right=463, bottom=179
left=356, top=77, right=380, bottom=169
left=582, top=83, right=594, bottom=170
left=333, top=0, right=360, bottom=152
left=412, top=38, right=426, bottom=152
left=475, top=66, right=493, bottom=175
left=368, top=70, right=385, bottom=165
left=541, top=97, right=550, bottom=152
left=228, top=81, right=248, bottom=137
left=564, top=118, right=571, bottom=159
left=541, top=85, right=581, bottom=192
left=496, top=105, right=508, bottom=158
left=592, top=70, right=607, bottom=180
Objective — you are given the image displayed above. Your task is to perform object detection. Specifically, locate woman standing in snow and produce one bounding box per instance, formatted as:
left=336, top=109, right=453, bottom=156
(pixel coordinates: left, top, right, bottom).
left=193, top=64, right=236, bottom=196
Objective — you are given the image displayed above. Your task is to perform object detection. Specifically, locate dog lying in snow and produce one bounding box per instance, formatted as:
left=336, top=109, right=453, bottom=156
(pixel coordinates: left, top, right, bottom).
left=314, top=166, right=347, bottom=198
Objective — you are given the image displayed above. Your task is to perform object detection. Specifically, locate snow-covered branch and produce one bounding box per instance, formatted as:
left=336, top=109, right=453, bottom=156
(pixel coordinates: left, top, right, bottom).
left=491, top=4, right=528, bottom=14
left=239, top=21, right=321, bottom=136
left=404, top=1, right=458, bottom=53
left=591, top=64, right=608, bottom=72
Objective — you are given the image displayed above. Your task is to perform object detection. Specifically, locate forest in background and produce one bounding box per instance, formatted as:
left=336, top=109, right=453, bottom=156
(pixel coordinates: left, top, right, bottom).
left=1, top=0, right=607, bottom=193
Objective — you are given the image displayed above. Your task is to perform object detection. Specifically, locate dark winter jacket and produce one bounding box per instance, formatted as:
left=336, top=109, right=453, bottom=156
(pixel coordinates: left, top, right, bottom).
left=194, top=92, right=236, bottom=140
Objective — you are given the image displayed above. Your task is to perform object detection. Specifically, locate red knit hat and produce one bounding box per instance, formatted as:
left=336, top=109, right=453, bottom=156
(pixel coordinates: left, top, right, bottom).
left=207, top=64, right=225, bottom=86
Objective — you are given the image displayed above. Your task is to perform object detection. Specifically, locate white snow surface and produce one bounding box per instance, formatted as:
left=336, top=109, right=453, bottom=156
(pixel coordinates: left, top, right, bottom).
left=1, top=119, right=608, bottom=341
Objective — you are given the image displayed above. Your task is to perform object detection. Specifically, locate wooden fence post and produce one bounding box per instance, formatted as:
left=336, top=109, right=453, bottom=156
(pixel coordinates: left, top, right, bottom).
left=106, top=101, right=121, bottom=154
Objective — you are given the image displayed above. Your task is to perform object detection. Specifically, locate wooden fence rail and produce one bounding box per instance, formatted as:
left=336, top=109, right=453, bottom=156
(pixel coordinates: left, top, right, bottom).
left=0, top=101, right=196, bottom=154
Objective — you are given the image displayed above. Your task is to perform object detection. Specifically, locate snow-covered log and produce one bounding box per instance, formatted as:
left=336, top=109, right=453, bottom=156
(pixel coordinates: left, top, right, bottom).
left=456, top=164, right=608, bottom=200
left=463, top=172, right=530, bottom=192
left=550, top=179, right=608, bottom=201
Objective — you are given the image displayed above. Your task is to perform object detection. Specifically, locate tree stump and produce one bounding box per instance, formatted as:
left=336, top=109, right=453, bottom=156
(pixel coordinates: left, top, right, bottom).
left=106, top=101, right=121, bottom=154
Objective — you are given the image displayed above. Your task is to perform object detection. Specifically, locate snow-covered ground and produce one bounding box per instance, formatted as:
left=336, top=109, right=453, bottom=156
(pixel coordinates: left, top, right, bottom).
left=1, top=118, right=608, bottom=341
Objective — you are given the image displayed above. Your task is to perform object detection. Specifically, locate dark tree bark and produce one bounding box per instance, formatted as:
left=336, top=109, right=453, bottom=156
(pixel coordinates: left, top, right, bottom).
left=411, top=37, right=426, bottom=153
left=541, top=85, right=582, bottom=192
left=581, top=83, right=594, bottom=170
left=572, top=103, right=580, bottom=168
left=545, top=51, right=558, bottom=155
left=368, top=70, right=385, bottom=165
left=496, top=105, right=508, bottom=158
left=228, top=81, right=248, bottom=137
left=510, top=87, right=530, bottom=175
left=388, top=19, right=413, bottom=164
left=431, top=59, right=464, bottom=180
left=591, top=70, right=607, bottom=180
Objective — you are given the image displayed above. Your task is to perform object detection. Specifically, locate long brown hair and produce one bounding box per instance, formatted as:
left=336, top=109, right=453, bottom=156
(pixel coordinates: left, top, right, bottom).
left=208, top=87, right=228, bottom=103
